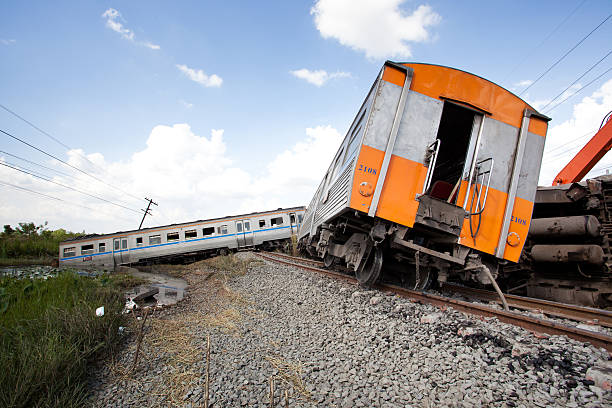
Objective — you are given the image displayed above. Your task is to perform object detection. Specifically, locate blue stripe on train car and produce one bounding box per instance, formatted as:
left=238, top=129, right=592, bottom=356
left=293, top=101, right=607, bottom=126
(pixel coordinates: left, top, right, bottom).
left=60, top=225, right=294, bottom=261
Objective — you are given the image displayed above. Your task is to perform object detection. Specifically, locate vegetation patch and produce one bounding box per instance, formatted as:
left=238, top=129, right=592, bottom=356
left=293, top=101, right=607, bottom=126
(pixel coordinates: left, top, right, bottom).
left=0, top=222, right=83, bottom=265
left=0, top=271, right=131, bottom=408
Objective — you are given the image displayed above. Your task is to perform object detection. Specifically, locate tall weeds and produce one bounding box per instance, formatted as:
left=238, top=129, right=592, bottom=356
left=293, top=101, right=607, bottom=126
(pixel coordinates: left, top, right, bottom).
left=0, top=272, right=126, bottom=408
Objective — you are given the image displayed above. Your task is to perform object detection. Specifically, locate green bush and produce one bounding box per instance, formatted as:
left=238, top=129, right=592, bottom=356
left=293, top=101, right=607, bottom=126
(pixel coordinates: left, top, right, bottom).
left=0, top=222, right=83, bottom=263
left=0, top=272, right=125, bottom=408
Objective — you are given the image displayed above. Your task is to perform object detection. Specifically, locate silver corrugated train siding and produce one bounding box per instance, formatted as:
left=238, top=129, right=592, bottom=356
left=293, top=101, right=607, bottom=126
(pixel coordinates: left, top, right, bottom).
left=309, top=158, right=355, bottom=234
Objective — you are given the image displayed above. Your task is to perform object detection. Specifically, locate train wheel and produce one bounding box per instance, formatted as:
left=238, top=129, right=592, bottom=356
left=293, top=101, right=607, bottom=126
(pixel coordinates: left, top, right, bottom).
left=356, top=246, right=383, bottom=286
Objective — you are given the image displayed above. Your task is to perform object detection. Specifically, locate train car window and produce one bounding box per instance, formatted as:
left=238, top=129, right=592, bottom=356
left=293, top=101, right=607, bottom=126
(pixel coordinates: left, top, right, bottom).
left=136, top=237, right=143, bottom=247
left=99, top=243, right=106, bottom=252
left=236, top=223, right=243, bottom=233
left=149, top=235, right=161, bottom=245
left=244, top=221, right=250, bottom=231
left=259, top=220, right=266, bottom=228
left=220, top=225, right=228, bottom=235
left=63, top=247, right=76, bottom=257
left=298, top=214, right=303, bottom=223
left=290, top=214, right=296, bottom=224
left=343, top=110, right=366, bottom=164
left=203, top=227, right=215, bottom=237
left=81, top=244, right=94, bottom=255
left=167, top=232, right=180, bottom=242
left=121, top=239, right=128, bottom=249
left=114, top=240, right=120, bottom=250
left=270, top=217, right=283, bottom=226
left=185, top=229, right=197, bottom=239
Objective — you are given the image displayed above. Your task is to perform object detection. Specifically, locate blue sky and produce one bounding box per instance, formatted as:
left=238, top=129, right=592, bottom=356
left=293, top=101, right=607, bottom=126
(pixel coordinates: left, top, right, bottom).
left=1, top=0, right=611, bottom=233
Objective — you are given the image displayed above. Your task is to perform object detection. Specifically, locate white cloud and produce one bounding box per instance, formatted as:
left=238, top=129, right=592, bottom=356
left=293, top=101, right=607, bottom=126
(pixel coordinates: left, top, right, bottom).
left=514, top=79, right=533, bottom=88
left=1, top=39, right=16, bottom=45
left=311, top=0, right=440, bottom=59
left=142, top=41, right=161, bottom=50
left=179, top=100, right=194, bottom=109
left=101, top=8, right=160, bottom=50
left=176, top=64, right=223, bottom=88
left=290, top=69, right=351, bottom=86
left=102, top=8, right=134, bottom=41
left=1, top=124, right=343, bottom=234
left=538, top=79, right=612, bottom=185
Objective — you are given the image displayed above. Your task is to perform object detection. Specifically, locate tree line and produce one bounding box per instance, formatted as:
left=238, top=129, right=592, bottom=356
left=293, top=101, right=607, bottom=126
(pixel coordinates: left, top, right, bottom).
left=1, top=222, right=84, bottom=261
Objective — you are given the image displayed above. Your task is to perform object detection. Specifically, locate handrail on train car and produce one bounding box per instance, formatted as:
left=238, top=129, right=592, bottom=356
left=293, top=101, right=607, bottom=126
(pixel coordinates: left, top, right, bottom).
left=421, top=139, right=441, bottom=196
left=467, top=157, right=494, bottom=216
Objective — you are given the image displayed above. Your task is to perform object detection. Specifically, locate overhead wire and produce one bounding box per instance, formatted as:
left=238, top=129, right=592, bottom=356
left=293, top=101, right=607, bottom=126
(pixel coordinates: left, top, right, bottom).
left=0, top=149, right=74, bottom=179
left=0, top=161, right=144, bottom=215
left=543, top=66, right=612, bottom=114
left=502, top=0, right=587, bottom=82
left=539, top=49, right=612, bottom=111
left=519, top=13, right=612, bottom=96
left=0, top=180, right=136, bottom=224
left=0, top=127, right=145, bottom=204
left=0, top=107, right=147, bottom=203
left=543, top=128, right=598, bottom=155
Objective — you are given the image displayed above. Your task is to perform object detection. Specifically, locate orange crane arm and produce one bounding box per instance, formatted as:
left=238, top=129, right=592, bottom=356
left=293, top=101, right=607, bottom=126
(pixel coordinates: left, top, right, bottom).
left=553, top=116, right=612, bottom=186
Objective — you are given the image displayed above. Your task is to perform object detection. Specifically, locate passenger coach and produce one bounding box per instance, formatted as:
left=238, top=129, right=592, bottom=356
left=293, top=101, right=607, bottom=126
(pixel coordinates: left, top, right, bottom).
left=59, top=207, right=305, bottom=267
left=299, top=61, right=550, bottom=290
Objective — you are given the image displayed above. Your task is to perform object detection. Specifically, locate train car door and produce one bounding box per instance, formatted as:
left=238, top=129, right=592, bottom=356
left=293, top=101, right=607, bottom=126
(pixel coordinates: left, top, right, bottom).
left=289, top=213, right=298, bottom=234
left=112, top=237, right=129, bottom=265
left=235, top=220, right=253, bottom=249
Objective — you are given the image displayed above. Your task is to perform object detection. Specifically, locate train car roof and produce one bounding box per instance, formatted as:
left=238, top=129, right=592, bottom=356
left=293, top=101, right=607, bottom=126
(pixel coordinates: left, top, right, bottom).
left=385, top=61, right=550, bottom=131
left=60, top=206, right=305, bottom=244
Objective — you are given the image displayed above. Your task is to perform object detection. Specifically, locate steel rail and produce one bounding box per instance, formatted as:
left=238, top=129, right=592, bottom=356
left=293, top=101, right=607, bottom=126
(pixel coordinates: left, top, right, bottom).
left=257, top=252, right=612, bottom=352
left=441, top=282, right=612, bottom=328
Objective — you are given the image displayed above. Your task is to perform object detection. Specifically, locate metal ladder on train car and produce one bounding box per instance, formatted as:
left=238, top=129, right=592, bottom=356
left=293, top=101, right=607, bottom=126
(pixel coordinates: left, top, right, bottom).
left=463, top=158, right=494, bottom=238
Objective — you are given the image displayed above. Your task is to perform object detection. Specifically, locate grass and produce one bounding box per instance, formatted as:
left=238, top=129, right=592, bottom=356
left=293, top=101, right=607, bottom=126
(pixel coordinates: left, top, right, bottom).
left=0, top=271, right=134, bottom=408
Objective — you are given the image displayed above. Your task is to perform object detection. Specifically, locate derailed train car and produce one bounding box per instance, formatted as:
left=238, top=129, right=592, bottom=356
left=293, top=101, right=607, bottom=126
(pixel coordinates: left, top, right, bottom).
left=298, top=61, right=550, bottom=289
left=60, top=206, right=304, bottom=267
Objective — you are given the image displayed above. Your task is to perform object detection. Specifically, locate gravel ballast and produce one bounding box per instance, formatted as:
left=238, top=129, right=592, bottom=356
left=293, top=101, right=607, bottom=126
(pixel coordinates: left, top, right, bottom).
left=88, top=253, right=612, bottom=407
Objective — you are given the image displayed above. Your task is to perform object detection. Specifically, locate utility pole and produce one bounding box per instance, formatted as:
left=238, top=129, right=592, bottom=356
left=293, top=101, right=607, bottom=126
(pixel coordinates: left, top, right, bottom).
left=139, top=197, right=158, bottom=229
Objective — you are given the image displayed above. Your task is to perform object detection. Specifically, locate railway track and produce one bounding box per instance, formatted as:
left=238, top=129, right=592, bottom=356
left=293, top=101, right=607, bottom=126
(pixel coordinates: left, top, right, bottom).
left=257, top=251, right=612, bottom=352
left=441, top=282, right=612, bottom=329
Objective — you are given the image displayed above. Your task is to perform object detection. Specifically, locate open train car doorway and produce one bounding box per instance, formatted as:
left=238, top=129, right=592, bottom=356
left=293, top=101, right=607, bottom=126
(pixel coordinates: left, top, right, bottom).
left=427, top=101, right=482, bottom=205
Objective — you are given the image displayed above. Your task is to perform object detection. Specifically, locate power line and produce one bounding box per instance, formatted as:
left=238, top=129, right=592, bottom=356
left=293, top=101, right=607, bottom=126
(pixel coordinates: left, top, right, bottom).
left=0, top=104, right=73, bottom=151
left=0, top=151, right=148, bottom=216
left=544, top=128, right=598, bottom=155
left=503, top=0, right=587, bottom=82
left=540, top=49, right=612, bottom=111
left=519, top=13, right=612, bottom=96
left=0, top=110, right=146, bottom=203
left=544, top=66, right=612, bottom=114
left=0, top=127, right=143, bottom=203
left=0, top=180, right=136, bottom=223
left=0, top=149, right=74, bottom=178
left=0, top=161, right=144, bottom=215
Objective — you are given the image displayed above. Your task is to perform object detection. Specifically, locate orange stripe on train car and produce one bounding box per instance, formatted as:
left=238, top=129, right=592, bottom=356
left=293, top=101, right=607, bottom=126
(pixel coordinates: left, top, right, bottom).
left=455, top=180, right=507, bottom=256
left=349, top=145, right=385, bottom=212
left=455, top=181, right=533, bottom=262
left=381, top=65, right=406, bottom=87
left=502, top=196, right=534, bottom=263
left=375, top=156, right=427, bottom=227
left=528, top=117, right=548, bottom=138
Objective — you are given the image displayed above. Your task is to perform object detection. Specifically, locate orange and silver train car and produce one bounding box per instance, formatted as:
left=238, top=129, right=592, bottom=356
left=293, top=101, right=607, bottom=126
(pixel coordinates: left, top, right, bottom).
left=298, top=61, right=550, bottom=288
